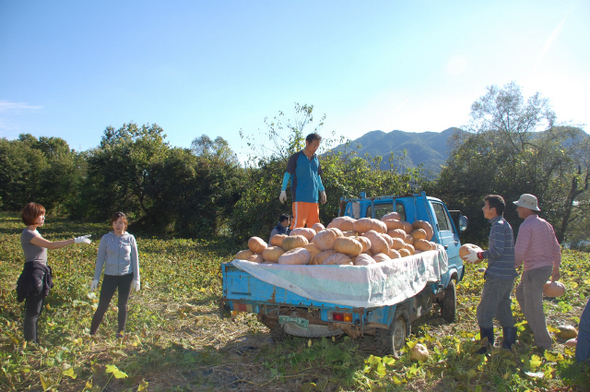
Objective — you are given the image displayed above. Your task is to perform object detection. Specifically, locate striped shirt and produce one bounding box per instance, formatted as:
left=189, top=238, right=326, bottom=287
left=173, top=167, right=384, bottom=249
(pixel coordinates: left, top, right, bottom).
left=483, top=216, right=518, bottom=279
left=515, top=214, right=561, bottom=271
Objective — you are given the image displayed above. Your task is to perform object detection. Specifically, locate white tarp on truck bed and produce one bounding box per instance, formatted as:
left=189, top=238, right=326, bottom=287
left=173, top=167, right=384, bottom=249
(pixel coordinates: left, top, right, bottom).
left=230, top=245, right=449, bottom=308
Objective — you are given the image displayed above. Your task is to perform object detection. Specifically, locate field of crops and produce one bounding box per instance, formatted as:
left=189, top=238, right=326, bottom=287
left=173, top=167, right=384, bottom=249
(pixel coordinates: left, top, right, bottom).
left=1, top=212, right=590, bottom=391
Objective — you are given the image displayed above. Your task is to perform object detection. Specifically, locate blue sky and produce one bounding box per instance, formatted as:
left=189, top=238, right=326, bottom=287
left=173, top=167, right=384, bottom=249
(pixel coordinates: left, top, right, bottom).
left=1, top=1, right=588, bottom=161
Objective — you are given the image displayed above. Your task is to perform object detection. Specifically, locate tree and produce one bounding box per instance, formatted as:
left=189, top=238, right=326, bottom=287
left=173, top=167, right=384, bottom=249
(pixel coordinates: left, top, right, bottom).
left=433, top=82, right=589, bottom=243
left=0, top=135, right=83, bottom=212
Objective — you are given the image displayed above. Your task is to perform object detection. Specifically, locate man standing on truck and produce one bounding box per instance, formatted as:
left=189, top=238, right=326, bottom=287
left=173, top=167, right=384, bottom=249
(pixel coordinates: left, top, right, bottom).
left=513, top=193, right=561, bottom=352
left=279, top=133, right=327, bottom=229
left=466, top=194, right=518, bottom=354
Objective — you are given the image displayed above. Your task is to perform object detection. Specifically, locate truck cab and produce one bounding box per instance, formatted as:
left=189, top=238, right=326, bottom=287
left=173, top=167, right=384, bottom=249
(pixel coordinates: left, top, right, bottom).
left=339, top=191, right=467, bottom=289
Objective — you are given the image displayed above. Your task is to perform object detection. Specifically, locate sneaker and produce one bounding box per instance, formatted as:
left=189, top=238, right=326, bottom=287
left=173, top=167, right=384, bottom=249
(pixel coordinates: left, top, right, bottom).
left=115, top=332, right=124, bottom=339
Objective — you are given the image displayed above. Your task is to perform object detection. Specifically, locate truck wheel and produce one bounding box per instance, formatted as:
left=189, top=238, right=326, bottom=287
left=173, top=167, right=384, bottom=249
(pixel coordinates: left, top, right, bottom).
left=270, top=324, right=286, bottom=343
left=375, top=307, right=410, bottom=357
left=441, top=279, right=457, bottom=323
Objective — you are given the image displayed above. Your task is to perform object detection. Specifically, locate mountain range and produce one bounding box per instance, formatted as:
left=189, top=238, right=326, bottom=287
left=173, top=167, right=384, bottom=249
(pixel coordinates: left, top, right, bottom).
left=330, top=127, right=463, bottom=175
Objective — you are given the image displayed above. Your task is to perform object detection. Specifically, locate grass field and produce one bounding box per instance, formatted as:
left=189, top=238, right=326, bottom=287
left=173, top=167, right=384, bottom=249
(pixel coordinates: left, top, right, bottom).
left=1, top=212, right=590, bottom=391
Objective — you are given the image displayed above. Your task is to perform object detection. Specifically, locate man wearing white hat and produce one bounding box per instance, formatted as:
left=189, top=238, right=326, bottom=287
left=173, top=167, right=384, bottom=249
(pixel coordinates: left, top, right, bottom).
left=513, top=193, right=561, bottom=351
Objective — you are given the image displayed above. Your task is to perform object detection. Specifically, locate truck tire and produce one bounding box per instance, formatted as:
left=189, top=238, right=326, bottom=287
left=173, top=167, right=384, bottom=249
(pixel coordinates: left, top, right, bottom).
left=283, top=323, right=344, bottom=338
left=270, top=324, right=286, bottom=343
left=441, top=279, right=457, bottom=323
left=375, top=306, right=410, bottom=357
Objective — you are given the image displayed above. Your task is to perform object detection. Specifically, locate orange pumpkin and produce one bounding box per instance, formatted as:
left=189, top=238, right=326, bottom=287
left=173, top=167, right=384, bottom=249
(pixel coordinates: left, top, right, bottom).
left=381, top=212, right=401, bottom=221
left=412, top=220, right=434, bottom=240
left=247, top=253, right=264, bottom=263
left=281, top=235, right=309, bottom=251
left=234, top=249, right=253, bottom=260
left=390, top=237, right=405, bottom=250
left=543, top=281, right=566, bottom=297
left=304, top=243, right=322, bottom=262
left=278, top=248, right=311, bottom=265
left=312, top=250, right=336, bottom=265
left=333, top=237, right=363, bottom=256
left=262, top=246, right=285, bottom=262
left=363, top=230, right=389, bottom=254
left=373, top=253, right=391, bottom=263
left=356, top=236, right=372, bottom=253
left=311, top=222, right=325, bottom=232
left=248, top=237, right=267, bottom=253
left=290, top=227, right=316, bottom=241
left=410, top=228, right=427, bottom=241
left=312, top=229, right=340, bottom=251
left=388, top=249, right=401, bottom=259
left=403, top=243, right=415, bottom=254
left=414, top=239, right=434, bottom=252
left=459, top=243, right=483, bottom=262
left=384, top=219, right=405, bottom=231
left=388, top=228, right=406, bottom=239
left=398, top=248, right=411, bottom=258
left=270, top=234, right=288, bottom=247
left=327, top=216, right=356, bottom=231
left=353, top=254, right=376, bottom=265
left=322, top=252, right=353, bottom=265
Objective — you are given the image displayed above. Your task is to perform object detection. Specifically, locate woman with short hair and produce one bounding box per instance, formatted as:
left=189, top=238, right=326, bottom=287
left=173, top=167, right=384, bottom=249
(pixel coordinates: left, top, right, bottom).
left=16, top=202, right=91, bottom=343
left=89, top=212, right=140, bottom=338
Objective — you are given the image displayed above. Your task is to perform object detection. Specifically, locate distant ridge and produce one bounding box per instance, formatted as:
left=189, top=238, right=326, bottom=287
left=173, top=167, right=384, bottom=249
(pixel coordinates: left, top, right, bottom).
left=329, top=127, right=463, bottom=175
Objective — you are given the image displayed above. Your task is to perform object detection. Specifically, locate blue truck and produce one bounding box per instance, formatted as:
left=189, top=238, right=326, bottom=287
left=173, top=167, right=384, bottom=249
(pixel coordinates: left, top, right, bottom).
left=220, top=192, right=467, bottom=356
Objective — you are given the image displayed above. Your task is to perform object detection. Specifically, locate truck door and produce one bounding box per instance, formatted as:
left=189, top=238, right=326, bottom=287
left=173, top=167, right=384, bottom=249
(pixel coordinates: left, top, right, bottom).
left=430, top=201, right=461, bottom=264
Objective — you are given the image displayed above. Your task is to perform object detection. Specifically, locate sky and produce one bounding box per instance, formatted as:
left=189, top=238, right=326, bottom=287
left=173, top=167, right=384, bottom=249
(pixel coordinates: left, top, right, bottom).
left=1, top=1, right=588, bottom=161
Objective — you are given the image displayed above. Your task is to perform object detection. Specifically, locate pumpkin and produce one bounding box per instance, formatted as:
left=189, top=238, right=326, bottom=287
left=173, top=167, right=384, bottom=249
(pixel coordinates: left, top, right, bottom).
left=373, top=253, right=391, bottom=263
left=290, top=227, right=316, bottom=241
left=327, top=216, right=355, bottom=231
left=402, top=221, right=413, bottom=234
left=410, top=228, right=427, bottom=240
left=398, top=248, right=411, bottom=258
left=356, top=236, right=372, bottom=253
left=333, top=237, right=363, bottom=256
left=388, top=228, right=406, bottom=239
left=403, top=243, right=415, bottom=254
left=262, top=246, right=285, bottom=262
left=459, top=243, right=483, bottom=262
left=234, top=249, right=253, bottom=260
left=363, top=230, right=389, bottom=254
left=328, top=227, right=344, bottom=237
left=342, top=230, right=359, bottom=237
left=270, top=234, right=288, bottom=247
left=391, top=237, right=405, bottom=250
left=278, top=248, right=311, bottom=265
left=556, top=325, right=577, bottom=340
left=322, top=252, right=353, bottom=265
left=381, top=233, right=394, bottom=249
left=543, top=281, right=566, bottom=297
left=414, top=239, right=434, bottom=252
left=384, top=219, right=405, bottom=231
left=388, top=249, right=401, bottom=259
left=410, top=343, right=429, bottom=362
left=565, top=338, right=577, bottom=348
left=353, top=254, right=376, bottom=265
left=312, top=250, right=336, bottom=265
left=304, top=243, right=322, bottom=262
left=281, top=235, right=309, bottom=251
left=311, top=222, right=326, bottom=232
left=404, top=233, right=414, bottom=244
left=412, top=220, right=434, bottom=241
left=353, top=218, right=387, bottom=234
left=381, top=211, right=401, bottom=221
left=248, top=236, right=267, bottom=253
left=247, top=253, right=264, bottom=263
left=312, top=229, right=340, bottom=251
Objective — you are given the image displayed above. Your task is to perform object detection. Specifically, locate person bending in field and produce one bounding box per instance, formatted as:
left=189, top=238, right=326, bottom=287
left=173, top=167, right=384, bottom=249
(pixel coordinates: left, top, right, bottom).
left=279, top=133, right=327, bottom=229
left=16, top=202, right=91, bottom=344
left=465, top=195, right=517, bottom=354
left=89, top=212, right=140, bottom=339
left=269, top=213, right=291, bottom=243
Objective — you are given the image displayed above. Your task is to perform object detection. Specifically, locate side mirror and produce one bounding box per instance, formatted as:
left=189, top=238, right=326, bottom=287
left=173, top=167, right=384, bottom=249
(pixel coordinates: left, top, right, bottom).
left=458, top=215, right=468, bottom=232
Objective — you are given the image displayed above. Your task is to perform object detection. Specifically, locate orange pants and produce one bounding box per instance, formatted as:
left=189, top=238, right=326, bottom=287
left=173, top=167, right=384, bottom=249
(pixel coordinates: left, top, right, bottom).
left=291, top=202, right=320, bottom=229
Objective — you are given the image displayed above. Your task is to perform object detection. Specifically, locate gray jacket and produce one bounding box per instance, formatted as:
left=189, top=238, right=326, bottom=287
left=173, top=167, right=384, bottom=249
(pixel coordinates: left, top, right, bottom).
left=93, top=232, right=140, bottom=282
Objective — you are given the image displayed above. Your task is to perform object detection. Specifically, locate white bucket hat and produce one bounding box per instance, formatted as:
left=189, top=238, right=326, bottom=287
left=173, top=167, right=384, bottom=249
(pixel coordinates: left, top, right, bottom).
left=513, top=193, right=541, bottom=211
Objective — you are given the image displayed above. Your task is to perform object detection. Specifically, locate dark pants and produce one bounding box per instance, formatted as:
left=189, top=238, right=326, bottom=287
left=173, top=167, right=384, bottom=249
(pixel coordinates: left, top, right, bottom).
left=24, top=290, right=45, bottom=343
left=90, top=273, right=133, bottom=335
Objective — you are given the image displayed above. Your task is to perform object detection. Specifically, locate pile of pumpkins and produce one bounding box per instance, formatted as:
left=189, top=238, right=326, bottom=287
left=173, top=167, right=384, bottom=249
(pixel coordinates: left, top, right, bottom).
left=234, top=212, right=438, bottom=266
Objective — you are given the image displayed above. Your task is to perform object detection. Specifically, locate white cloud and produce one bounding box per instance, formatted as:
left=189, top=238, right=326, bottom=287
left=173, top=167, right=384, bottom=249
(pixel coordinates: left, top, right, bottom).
left=0, top=100, right=43, bottom=114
